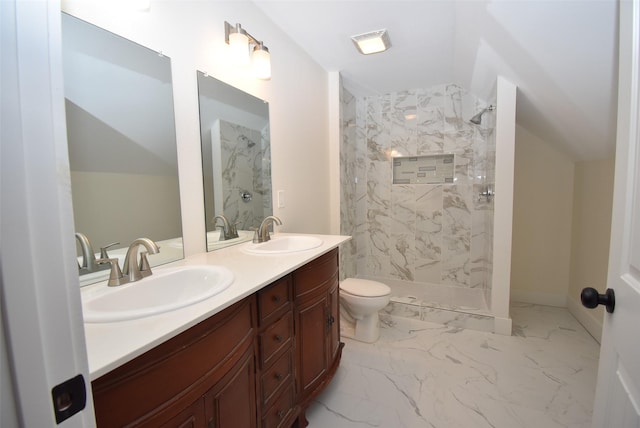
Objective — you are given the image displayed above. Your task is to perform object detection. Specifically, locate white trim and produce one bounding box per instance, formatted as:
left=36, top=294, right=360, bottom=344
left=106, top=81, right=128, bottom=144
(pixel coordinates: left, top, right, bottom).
left=566, top=295, right=603, bottom=343
left=1, top=1, right=94, bottom=426
left=510, top=289, right=567, bottom=307
left=328, top=71, right=341, bottom=235
left=491, top=76, right=517, bottom=324
left=493, top=316, right=513, bottom=336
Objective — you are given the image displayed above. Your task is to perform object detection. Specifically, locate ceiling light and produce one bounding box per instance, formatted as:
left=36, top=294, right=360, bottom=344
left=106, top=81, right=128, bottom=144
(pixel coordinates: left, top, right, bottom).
left=351, top=29, right=391, bottom=55
left=224, top=21, right=271, bottom=79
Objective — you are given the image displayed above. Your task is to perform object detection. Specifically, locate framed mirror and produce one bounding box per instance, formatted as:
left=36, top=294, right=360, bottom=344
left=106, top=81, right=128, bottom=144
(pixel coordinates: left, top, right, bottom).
left=197, top=72, right=272, bottom=251
left=62, top=13, right=183, bottom=286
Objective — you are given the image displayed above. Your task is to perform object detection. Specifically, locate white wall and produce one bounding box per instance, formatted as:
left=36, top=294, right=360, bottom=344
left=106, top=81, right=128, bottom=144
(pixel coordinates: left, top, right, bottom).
left=70, top=171, right=182, bottom=248
left=511, top=126, right=614, bottom=341
left=61, top=1, right=332, bottom=256
left=511, top=125, right=575, bottom=306
left=567, top=158, right=615, bottom=342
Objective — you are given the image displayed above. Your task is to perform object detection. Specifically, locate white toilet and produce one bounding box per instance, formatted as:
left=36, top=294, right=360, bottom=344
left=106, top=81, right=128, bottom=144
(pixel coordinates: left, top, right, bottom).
left=339, top=278, right=391, bottom=343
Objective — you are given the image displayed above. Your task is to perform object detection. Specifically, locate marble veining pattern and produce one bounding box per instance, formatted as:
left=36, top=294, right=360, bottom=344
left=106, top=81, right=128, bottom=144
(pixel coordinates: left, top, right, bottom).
left=340, top=80, right=358, bottom=281
left=442, top=185, right=472, bottom=287
left=306, top=303, right=599, bottom=428
left=339, top=81, right=497, bottom=326
left=218, top=120, right=270, bottom=229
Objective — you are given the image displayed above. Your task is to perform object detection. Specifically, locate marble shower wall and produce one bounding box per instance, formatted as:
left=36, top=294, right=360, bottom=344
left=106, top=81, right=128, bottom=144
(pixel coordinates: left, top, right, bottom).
left=340, top=83, right=495, bottom=306
left=219, top=119, right=271, bottom=230
left=340, top=81, right=358, bottom=280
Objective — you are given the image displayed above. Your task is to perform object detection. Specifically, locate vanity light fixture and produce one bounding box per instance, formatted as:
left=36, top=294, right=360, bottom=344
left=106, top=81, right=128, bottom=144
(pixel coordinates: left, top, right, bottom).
left=351, top=29, right=391, bottom=55
left=225, top=21, right=271, bottom=80
left=252, top=42, right=271, bottom=80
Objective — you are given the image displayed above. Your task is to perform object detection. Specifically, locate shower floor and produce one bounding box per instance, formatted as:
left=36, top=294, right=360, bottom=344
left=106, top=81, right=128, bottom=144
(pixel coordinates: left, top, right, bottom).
left=358, top=276, right=496, bottom=333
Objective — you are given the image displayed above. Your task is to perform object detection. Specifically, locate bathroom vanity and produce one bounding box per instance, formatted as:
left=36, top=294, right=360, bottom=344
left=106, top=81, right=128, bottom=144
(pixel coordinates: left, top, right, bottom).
left=83, top=234, right=348, bottom=428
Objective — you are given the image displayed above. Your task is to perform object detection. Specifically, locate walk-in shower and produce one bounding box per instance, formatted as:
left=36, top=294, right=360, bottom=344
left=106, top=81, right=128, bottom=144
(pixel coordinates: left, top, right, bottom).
left=340, top=83, right=498, bottom=334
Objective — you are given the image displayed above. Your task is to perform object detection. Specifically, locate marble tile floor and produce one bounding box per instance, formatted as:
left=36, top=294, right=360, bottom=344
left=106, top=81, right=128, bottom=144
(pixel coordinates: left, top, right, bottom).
left=306, top=302, right=600, bottom=428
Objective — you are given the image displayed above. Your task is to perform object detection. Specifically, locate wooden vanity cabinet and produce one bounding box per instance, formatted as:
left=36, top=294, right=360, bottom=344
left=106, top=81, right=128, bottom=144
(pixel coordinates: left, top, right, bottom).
left=91, top=296, right=257, bottom=427
left=91, top=248, right=343, bottom=428
left=293, top=248, right=343, bottom=417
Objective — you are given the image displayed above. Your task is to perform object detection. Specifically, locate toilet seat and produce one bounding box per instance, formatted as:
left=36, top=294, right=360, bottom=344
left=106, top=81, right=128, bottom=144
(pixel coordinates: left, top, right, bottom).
left=340, top=278, right=390, bottom=297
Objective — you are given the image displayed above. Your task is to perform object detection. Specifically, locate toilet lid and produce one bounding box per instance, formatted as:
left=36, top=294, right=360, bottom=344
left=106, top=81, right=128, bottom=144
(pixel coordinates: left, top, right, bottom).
left=340, top=278, right=390, bottom=297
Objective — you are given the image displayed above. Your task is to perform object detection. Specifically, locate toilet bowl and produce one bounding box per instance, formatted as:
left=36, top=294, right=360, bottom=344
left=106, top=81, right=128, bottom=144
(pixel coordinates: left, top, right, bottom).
left=339, top=278, right=391, bottom=343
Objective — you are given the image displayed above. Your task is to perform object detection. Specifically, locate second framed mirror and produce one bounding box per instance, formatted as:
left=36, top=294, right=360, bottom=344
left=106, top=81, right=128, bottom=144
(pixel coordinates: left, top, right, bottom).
left=197, top=72, right=272, bottom=251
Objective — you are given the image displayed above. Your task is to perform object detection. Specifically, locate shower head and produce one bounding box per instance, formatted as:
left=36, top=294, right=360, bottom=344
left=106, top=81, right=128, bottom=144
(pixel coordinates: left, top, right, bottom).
left=238, top=134, right=256, bottom=148
left=469, top=105, right=495, bottom=125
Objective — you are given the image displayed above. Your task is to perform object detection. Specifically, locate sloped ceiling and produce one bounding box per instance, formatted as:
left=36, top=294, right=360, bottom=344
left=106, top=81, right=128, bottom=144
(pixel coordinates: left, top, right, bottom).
left=255, top=0, right=618, bottom=161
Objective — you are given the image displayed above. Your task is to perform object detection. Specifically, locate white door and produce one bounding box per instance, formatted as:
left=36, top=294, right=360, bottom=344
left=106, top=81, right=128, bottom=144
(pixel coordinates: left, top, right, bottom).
left=2, top=0, right=95, bottom=426
left=590, top=0, right=640, bottom=426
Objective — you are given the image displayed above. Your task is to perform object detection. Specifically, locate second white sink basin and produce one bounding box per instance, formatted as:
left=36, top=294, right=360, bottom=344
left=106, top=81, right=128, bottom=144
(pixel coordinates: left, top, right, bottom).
left=83, top=265, right=234, bottom=323
left=244, top=235, right=323, bottom=254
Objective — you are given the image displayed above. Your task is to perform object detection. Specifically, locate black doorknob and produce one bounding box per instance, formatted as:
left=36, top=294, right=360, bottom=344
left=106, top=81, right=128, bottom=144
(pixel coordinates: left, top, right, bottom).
left=581, top=287, right=615, bottom=313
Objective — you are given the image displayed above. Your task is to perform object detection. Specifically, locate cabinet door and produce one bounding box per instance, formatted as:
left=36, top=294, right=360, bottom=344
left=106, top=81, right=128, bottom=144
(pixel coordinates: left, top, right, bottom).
left=160, top=398, right=205, bottom=428
left=205, top=348, right=257, bottom=428
left=295, top=295, right=328, bottom=399
left=327, top=280, right=341, bottom=364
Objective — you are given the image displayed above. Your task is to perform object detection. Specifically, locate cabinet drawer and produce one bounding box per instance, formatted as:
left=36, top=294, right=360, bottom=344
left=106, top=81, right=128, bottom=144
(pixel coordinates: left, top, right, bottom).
left=259, top=312, right=293, bottom=368
left=293, top=249, right=338, bottom=299
left=261, top=384, right=295, bottom=428
left=261, top=349, right=293, bottom=408
left=258, top=276, right=291, bottom=326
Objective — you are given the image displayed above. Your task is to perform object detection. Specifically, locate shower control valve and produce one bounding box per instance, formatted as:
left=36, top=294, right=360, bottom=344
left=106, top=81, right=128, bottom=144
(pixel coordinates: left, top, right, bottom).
left=240, top=190, right=252, bottom=202
left=478, top=186, right=494, bottom=202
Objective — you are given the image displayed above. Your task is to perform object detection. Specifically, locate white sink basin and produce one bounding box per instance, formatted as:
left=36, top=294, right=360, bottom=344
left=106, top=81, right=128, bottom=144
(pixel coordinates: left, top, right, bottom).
left=244, top=235, right=323, bottom=254
left=82, top=265, right=234, bottom=323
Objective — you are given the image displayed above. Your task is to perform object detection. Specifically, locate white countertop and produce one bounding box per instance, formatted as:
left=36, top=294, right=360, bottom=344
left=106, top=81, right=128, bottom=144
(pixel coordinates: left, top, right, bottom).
left=82, top=233, right=350, bottom=380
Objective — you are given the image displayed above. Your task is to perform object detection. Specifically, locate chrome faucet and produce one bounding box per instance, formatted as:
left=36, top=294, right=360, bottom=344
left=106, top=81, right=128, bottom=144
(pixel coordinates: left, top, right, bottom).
left=255, top=216, right=282, bottom=243
left=213, top=215, right=239, bottom=241
left=75, top=232, right=98, bottom=273
left=122, top=238, right=160, bottom=282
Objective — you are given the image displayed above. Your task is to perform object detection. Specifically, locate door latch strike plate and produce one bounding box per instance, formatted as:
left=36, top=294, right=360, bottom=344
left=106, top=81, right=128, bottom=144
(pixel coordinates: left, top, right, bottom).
left=51, top=374, right=87, bottom=424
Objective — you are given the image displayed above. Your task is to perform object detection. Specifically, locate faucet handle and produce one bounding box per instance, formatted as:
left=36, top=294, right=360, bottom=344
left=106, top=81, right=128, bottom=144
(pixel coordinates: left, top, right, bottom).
left=99, top=242, right=120, bottom=259
left=250, top=227, right=260, bottom=244
left=96, top=258, right=128, bottom=287
left=229, top=222, right=241, bottom=239
left=138, top=251, right=153, bottom=278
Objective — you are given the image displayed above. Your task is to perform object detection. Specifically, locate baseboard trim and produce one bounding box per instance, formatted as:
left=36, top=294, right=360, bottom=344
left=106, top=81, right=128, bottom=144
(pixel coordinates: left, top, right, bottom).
left=509, top=289, right=567, bottom=307
left=566, top=294, right=602, bottom=343
left=493, top=316, right=513, bottom=336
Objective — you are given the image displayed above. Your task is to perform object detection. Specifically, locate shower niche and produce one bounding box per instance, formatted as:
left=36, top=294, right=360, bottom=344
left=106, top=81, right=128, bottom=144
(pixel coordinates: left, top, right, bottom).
left=392, top=154, right=455, bottom=184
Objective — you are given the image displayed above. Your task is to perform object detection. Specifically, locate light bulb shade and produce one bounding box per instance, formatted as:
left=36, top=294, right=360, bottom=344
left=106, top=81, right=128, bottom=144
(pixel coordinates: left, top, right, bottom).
left=252, top=45, right=271, bottom=80
left=229, top=31, right=250, bottom=65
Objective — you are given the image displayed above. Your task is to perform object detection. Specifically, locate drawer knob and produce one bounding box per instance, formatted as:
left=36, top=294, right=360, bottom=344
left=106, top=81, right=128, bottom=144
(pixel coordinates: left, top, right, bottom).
left=275, top=373, right=283, bottom=381
left=272, top=295, right=281, bottom=303
left=277, top=410, right=285, bottom=419
left=274, top=334, right=283, bottom=342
